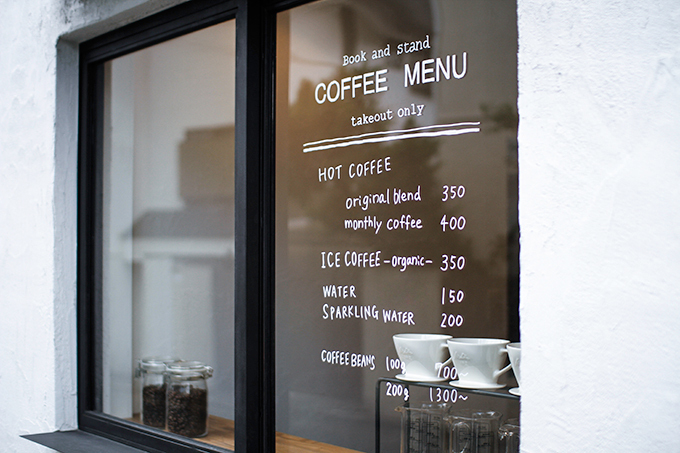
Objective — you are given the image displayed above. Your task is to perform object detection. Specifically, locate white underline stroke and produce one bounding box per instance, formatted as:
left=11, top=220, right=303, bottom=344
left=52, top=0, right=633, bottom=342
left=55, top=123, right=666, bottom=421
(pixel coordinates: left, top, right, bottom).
left=303, top=122, right=480, bottom=149
left=302, top=126, right=480, bottom=153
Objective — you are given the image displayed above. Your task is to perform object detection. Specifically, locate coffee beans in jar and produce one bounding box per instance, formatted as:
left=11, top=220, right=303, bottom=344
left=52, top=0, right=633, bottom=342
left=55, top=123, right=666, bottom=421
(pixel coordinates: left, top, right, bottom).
left=165, top=361, right=213, bottom=438
left=142, top=383, right=167, bottom=427
left=137, top=356, right=180, bottom=428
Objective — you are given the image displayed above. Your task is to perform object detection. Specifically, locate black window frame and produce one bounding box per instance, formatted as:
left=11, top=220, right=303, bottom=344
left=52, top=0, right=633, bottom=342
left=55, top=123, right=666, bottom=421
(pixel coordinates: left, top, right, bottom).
left=21, top=1, right=521, bottom=453
left=75, top=0, right=293, bottom=451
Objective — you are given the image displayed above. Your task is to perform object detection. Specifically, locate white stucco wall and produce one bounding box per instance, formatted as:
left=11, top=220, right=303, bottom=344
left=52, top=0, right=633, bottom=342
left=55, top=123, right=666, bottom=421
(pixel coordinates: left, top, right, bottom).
left=0, top=1, right=187, bottom=451
left=518, top=0, right=680, bottom=451
left=1, top=3, right=60, bottom=452
left=1, top=0, right=679, bottom=451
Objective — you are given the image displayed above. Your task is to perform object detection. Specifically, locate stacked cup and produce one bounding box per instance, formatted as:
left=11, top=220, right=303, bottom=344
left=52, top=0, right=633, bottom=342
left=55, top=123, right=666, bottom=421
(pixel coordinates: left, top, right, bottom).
left=392, top=333, right=453, bottom=382
left=446, top=338, right=512, bottom=390
left=506, top=343, right=521, bottom=396
left=392, top=335, right=522, bottom=391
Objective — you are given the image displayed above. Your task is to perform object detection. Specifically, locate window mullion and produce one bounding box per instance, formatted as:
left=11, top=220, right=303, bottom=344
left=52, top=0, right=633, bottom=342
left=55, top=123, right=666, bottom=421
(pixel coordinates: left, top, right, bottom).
left=234, top=0, right=276, bottom=452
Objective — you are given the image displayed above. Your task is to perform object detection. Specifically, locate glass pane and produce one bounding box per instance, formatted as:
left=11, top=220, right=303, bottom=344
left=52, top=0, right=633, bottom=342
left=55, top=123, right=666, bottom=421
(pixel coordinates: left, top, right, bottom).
left=275, top=0, right=518, bottom=451
left=102, top=20, right=236, bottom=448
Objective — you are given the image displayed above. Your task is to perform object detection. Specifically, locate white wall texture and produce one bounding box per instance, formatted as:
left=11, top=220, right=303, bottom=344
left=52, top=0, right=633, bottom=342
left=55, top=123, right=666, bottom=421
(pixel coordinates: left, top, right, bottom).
left=0, top=1, right=187, bottom=451
left=1, top=0, right=679, bottom=452
left=518, top=0, right=680, bottom=451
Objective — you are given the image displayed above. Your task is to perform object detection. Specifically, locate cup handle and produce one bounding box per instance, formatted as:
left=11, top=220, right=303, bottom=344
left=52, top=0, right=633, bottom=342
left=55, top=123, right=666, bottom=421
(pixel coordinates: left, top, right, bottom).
left=494, top=348, right=512, bottom=378
left=494, top=362, right=513, bottom=379
left=435, top=342, right=453, bottom=377
left=435, top=356, right=453, bottom=375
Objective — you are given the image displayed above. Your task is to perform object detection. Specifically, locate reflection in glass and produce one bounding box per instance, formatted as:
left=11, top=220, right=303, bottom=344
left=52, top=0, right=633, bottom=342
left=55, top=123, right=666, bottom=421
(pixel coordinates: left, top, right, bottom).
left=102, top=20, right=236, bottom=447
left=276, top=0, right=518, bottom=451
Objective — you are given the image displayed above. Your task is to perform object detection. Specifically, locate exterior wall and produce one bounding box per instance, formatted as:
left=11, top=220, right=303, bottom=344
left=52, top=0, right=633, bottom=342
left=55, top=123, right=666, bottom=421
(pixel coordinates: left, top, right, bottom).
left=0, top=0, right=678, bottom=452
left=0, top=1, right=187, bottom=451
left=518, top=0, right=680, bottom=451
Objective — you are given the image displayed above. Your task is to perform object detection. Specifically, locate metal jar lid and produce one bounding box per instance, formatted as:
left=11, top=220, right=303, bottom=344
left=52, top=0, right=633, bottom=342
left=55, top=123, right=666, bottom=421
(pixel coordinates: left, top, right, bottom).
left=138, top=356, right=182, bottom=374
left=165, top=360, right=214, bottom=379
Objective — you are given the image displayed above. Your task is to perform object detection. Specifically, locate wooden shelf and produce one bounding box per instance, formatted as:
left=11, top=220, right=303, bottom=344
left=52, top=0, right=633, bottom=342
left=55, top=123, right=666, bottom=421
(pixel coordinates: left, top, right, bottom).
left=130, top=415, right=361, bottom=453
left=274, top=432, right=361, bottom=453
left=199, top=416, right=234, bottom=450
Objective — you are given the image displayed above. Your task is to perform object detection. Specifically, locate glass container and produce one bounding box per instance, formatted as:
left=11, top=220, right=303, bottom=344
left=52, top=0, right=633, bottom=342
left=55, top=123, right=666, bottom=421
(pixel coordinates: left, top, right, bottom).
left=499, top=418, right=520, bottom=453
left=165, top=361, right=214, bottom=438
left=446, top=409, right=503, bottom=453
left=396, top=403, right=452, bottom=453
left=137, top=356, right=180, bottom=428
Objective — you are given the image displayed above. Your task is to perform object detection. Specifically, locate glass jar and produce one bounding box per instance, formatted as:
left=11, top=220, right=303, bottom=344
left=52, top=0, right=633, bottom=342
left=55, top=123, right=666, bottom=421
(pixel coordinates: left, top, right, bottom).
left=137, top=356, right=180, bottom=428
left=446, top=409, right=503, bottom=453
left=396, top=403, right=452, bottom=453
left=499, top=418, right=520, bottom=453
left=165, top=361, right=213, bottom=438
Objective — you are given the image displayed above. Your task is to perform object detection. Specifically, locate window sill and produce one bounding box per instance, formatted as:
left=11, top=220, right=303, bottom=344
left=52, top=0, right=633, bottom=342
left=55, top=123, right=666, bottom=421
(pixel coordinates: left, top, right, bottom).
left=24, top=416, right=361, bottom=453
left=22, top=430, right=149, bottom=453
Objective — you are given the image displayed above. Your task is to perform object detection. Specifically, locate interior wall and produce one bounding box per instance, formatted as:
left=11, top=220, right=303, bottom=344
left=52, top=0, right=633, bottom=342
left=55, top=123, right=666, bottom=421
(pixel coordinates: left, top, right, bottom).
left=517, top=0, right=680, bottom=451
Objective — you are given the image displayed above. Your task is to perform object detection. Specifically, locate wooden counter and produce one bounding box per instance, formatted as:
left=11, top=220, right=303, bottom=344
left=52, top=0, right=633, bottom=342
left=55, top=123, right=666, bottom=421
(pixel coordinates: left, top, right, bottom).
left=131, top=415, right=362, bottom=452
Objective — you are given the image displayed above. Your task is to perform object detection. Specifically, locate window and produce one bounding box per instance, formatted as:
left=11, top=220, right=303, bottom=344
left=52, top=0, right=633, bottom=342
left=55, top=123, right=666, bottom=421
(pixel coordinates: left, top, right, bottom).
left=67, top=0, right=518, bottom=452
left=77, top=2, right=248, bottom=452
left=101, top=17, right=236, bottom=443
left=274, top=1, right=518, bottom=451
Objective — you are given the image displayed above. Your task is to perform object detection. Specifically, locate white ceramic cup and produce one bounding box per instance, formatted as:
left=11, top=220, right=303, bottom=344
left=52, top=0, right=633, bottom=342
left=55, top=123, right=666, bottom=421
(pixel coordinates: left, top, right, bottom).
left=447, top=338, right=512, bottom=389
left=507, top=342, right=521, bottom=387
left=393, top=333, right=453, bottom=381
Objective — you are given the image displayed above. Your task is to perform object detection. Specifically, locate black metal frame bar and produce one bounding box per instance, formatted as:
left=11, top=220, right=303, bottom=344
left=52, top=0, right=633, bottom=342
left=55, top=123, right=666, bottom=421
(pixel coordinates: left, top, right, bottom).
left=233, top=0, right=276, bottom=450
